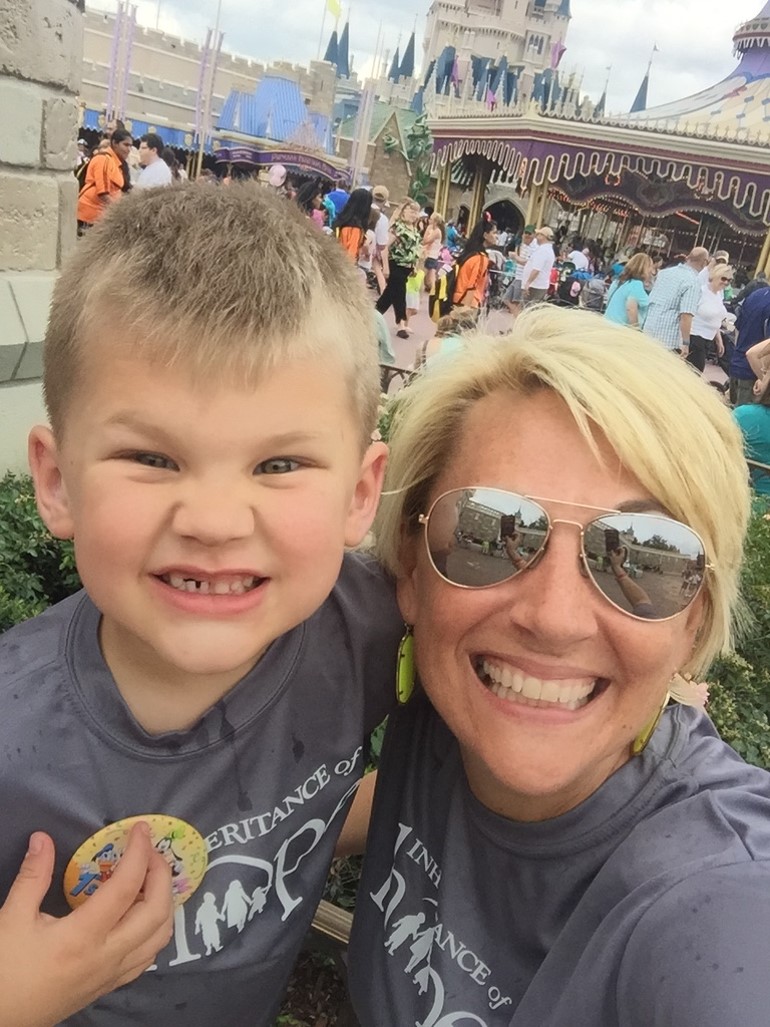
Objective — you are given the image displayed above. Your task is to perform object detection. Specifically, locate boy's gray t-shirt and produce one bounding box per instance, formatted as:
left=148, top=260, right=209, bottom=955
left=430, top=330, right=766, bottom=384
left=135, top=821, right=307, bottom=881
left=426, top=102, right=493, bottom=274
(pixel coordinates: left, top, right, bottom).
left=348, top=697, right=770, bottom=1027
left=0, top=552, right=401, bottom=1026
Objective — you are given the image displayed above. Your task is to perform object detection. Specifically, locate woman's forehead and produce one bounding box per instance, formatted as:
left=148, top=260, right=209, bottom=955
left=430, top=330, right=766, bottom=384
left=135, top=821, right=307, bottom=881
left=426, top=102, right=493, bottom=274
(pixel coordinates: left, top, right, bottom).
left=433, top=390, right=639, bottom=503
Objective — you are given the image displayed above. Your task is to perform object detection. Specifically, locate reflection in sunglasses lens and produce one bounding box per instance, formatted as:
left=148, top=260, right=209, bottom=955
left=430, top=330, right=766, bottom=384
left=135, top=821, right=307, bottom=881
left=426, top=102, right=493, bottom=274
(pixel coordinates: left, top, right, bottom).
left=585, top=515, right=705, bottom=619
left=425, top=490, right=705, bottom=620
left=426, top=489, right=548, bottom=587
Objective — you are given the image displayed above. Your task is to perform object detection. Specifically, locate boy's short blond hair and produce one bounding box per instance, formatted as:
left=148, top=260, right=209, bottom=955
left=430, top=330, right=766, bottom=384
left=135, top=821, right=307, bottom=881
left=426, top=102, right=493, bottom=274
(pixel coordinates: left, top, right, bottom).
left=376, top=306, right=751, bottom=676
left=45, top=183, right=380, bottom=446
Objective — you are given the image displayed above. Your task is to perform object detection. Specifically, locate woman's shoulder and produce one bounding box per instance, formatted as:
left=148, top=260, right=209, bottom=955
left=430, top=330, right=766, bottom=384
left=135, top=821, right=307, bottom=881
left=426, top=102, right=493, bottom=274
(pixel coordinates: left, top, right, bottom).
left=617, top=860, right=770, bottom=1027
left=597, top=709, right=770, bottom=884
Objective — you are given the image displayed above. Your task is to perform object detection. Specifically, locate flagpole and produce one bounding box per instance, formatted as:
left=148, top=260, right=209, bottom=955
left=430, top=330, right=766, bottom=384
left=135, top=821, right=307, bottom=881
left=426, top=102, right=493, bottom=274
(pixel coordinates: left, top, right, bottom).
left=195, top=0, right=224, bottom=179
left=317, top=5, right=327, bottom=60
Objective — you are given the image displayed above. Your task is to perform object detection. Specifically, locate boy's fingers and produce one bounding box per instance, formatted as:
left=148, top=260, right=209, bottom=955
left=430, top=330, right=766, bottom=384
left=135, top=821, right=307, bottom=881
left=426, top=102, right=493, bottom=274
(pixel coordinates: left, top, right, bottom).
left=112, top=907, right=176, bottom=985
left=74, top=823, right=157, bottom=929
left=1, top=833, right=56, bottom=917
left=108, top=847, right=174, bottom=952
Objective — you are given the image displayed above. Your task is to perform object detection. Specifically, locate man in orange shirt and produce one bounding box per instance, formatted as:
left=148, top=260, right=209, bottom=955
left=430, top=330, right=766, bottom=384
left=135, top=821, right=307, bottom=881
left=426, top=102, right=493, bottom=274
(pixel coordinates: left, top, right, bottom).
left=76, top=130, right=133, bottom=233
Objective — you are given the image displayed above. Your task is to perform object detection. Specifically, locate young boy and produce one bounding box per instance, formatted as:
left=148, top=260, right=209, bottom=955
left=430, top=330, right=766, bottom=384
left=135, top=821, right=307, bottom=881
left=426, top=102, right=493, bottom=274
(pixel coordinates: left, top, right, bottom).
left=0, top=184, right=402, bottom=1025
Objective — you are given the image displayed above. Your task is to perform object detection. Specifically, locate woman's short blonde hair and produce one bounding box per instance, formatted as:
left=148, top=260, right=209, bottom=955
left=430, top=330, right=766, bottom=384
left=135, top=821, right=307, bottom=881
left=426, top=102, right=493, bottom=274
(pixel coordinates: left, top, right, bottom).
left=709, top=263, right=734, bottom=285
left=375, top=306, right=750, bottom=675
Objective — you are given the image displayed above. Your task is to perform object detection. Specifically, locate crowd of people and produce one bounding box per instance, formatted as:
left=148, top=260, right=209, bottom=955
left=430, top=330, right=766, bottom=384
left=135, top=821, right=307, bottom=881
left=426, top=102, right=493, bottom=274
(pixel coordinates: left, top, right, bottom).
left=74, top=127, right=770, bottom=496
left=75, top=122, right=187, bottom=234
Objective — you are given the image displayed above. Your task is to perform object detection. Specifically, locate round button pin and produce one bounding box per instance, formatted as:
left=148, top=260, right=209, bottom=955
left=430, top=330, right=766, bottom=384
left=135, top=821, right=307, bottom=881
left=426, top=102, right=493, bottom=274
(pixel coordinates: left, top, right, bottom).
left=63, top=814, right=208, bottom=909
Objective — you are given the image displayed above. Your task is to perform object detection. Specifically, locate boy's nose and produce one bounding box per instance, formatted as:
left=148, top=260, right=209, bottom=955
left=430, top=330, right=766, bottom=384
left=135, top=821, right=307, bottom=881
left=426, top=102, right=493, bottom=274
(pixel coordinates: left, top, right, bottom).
left=171, top=486, right=255, bottom=545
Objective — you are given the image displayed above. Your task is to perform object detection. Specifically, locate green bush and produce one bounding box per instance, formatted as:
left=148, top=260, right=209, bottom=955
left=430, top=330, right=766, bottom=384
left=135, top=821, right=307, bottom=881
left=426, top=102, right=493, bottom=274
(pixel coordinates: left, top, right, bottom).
left=0, top=471, right=80, bottom=632
left=707, top=503, right=770, bottom=769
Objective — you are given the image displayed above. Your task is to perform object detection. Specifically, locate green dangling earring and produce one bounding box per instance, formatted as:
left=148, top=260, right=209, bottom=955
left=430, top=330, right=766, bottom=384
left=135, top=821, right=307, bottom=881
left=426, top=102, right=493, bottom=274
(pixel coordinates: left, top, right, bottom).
left=631, top=692, right=670, bottom=756
left=396, top=627, right=416, bottom=705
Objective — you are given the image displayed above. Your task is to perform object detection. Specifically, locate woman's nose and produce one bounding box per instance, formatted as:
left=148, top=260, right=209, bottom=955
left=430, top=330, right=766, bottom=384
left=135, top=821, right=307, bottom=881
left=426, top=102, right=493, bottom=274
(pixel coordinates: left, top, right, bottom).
left=504, top=526, right=599, bottom=648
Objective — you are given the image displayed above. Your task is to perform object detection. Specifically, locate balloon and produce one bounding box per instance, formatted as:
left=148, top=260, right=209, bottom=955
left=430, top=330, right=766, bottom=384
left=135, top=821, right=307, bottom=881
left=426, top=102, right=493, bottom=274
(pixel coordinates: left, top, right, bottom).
left=267, top=164, right=287, bottom=188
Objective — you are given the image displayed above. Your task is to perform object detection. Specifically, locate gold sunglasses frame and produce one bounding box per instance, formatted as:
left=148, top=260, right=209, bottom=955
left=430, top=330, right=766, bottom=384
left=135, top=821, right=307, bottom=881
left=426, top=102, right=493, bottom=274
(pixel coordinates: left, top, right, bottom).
left=418, top=488, right=712, bottom=622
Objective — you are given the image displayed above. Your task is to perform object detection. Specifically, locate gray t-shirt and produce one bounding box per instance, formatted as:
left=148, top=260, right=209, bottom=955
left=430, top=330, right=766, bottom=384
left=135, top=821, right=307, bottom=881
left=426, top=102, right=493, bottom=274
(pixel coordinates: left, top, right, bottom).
left=348, top=696, right=770, bottom=1026
left=0, top=553, right=401, bottom=1026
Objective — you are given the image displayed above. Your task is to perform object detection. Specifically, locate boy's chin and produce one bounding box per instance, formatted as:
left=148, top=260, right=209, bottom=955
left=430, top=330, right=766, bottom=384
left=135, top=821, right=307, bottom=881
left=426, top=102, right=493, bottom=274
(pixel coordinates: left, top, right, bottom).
left=158, top=642, right=267, bottom=684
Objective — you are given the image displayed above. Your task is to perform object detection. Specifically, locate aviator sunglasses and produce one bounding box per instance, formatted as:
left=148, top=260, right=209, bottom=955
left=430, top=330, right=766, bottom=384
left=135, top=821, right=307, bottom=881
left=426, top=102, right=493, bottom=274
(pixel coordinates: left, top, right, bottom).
left=418, top=487, right=710, bottom=621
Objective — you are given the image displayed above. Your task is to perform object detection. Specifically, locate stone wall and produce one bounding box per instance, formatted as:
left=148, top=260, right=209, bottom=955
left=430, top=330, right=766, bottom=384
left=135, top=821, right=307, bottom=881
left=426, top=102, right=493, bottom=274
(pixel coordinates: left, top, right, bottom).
left=0, top=0, right=82, bottom=472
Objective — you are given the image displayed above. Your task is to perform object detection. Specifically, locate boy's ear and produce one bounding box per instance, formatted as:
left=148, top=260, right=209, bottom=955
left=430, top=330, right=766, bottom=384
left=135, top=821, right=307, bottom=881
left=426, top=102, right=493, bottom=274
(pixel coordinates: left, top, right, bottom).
left=28, top=426, right=75, bottom=540
left=344, top=441, right=388, bottom=547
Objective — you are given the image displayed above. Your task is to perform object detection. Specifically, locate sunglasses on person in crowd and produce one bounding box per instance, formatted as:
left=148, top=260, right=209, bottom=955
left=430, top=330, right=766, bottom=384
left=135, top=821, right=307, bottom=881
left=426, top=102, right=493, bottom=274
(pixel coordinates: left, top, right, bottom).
left=418, top=487, right=710, bottom=621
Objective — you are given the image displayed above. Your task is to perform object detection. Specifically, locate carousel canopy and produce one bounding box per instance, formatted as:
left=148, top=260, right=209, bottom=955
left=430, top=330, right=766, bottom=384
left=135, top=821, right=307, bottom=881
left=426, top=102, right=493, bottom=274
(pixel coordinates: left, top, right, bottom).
left=624, top=4, right=770, bottom=135
left=426, top=2, right=770, bottom=230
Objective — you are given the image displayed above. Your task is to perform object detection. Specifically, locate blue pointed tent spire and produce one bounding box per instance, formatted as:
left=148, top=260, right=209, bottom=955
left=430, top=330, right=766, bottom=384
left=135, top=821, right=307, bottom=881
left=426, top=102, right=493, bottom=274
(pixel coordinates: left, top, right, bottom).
left=337, top=21, right=350, bottom=78
left=399, top=32, right=415, bottom=79
left=593, top=89, right=606, bottom=118
left=629, top=69, right=649, bottom=113
left=323, top=30, right=339, bottom=67
left=388, top=47, right=401, bottom=83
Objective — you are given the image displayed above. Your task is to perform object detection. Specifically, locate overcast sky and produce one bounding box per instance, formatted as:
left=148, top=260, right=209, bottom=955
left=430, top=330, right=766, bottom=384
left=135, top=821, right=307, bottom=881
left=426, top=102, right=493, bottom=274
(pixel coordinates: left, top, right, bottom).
left=88, top=0, right=762, bottom=113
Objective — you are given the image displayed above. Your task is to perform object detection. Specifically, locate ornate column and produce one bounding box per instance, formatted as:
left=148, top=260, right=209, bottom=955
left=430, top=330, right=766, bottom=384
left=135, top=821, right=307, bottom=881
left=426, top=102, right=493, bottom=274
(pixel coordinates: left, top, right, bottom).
left=434, top=156, right=452, bottom=218
left=468, top=158, right=491, bottom=228
left=0, top=0, right=83, bottom=472
left=536, top=181, right=550, bottom=228
left=525, top=181, right=543, bottom=227
left=756, top=225, right=770, bottom=277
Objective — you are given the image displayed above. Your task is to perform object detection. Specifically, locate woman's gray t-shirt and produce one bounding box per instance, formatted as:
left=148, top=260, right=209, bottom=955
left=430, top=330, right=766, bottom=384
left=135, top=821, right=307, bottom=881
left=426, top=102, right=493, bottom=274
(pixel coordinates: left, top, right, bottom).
left=349, top=698, right=770, bottom=1026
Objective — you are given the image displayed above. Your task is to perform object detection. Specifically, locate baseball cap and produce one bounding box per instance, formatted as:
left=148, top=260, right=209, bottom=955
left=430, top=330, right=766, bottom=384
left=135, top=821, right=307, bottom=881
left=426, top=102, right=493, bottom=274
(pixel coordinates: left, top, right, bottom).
left=372, top=185, right=390, bottom=207
left=524, top=224, right=536, bottom=233
left=536, top=226, right=554, bottom=240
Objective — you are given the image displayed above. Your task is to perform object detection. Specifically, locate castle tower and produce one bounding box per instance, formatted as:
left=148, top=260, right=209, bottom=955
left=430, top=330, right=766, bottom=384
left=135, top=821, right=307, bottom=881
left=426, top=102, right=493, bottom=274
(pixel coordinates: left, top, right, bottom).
left=421, top=0, right=570, bottom=81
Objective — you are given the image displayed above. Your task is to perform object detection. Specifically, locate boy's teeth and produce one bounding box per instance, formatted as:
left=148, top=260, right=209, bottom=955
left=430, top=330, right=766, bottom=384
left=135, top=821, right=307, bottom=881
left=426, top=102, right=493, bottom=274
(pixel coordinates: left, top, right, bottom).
left=481, top=659, right=596, bottom=710
left=163, top=574, right=257, bottom=595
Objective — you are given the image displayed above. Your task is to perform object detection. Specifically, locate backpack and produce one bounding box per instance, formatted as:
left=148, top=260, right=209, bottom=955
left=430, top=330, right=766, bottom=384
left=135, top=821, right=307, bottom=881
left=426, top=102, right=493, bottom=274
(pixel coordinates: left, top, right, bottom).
left=74, top=156, right=91, bottom=191
left=428, top=264, right=457, bottom=322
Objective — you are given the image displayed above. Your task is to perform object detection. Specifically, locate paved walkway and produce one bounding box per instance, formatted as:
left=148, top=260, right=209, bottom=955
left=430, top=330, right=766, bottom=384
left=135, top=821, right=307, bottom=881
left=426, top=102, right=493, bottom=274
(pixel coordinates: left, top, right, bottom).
left=375, top=289, right=729, bottom=397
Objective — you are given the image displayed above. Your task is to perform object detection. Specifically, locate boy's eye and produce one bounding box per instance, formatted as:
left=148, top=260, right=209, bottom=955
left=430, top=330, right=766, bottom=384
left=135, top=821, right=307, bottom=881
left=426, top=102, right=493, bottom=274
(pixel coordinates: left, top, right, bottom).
left=131, top=452, right=177, bottom=470
left=255, top=458, right=301, bottom=475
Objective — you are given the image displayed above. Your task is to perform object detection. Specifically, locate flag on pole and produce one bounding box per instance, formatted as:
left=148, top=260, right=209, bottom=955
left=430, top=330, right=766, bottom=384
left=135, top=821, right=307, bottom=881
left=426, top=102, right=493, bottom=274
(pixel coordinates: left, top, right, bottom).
left=450, top=55, right=460, bottom=89
left=550, top=40, right=566, bottom=70
left=326, top=0, right=341, bottom=18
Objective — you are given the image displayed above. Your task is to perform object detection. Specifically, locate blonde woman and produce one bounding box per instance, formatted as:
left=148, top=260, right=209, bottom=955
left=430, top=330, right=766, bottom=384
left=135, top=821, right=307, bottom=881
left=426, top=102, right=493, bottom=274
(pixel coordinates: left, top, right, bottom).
left=348, top=307, right=770, bottom=1027
left=377, top=199, right=422, bottom=339
left=421, top=212, right=446, bottom=294
left=686, top=263, right=733, bottom=373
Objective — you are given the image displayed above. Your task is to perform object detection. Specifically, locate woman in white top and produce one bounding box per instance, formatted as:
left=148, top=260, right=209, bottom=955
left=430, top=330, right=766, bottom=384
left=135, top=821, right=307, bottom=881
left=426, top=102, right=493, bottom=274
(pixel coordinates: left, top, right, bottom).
left=686, top=264, right=733, bottom=373
left=421, top=212, right=445, bottom=293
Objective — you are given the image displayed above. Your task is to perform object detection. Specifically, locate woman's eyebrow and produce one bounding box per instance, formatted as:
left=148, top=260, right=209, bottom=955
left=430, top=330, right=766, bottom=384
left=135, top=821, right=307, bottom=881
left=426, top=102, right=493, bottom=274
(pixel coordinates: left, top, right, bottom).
left=616, top=499, right=671, bottom=515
